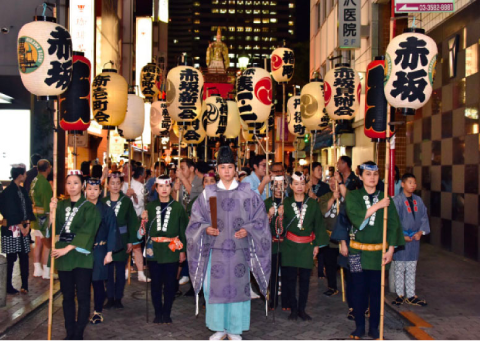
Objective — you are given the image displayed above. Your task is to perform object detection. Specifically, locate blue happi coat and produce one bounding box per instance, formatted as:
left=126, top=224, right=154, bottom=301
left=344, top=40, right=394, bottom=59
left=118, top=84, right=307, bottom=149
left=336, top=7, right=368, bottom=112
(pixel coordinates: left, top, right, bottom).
left=92, top=200, right=118, bottom=281
left=392, top=192, right=430, bottom=261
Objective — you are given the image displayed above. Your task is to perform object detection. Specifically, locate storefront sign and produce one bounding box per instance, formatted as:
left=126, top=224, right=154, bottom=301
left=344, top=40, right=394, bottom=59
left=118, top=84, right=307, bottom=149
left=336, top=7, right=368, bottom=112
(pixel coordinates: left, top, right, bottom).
left=338, top=0, right=361, bottom=49
left=69, top=0, right=95, bottom=80
left=395, top=0, right=454, bottom=12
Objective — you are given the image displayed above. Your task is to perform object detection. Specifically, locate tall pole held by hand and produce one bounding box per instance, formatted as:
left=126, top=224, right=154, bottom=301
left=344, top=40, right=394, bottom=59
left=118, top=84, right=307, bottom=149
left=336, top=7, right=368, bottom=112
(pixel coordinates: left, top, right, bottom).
left=127, top=142, right=132, bottom=285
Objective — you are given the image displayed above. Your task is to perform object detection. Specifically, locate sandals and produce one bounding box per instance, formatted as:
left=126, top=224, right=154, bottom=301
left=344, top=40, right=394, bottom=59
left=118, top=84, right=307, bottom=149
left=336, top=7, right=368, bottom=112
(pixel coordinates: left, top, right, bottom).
left=20, top=288, right=28, bottom=295
left=347, top=308, right=355, bottom=320
left=323, top=288, right=339, bottom=297
left=350, top=329, right=365, bottom=340
left=392, top=295, right=405, bottom=306
left=90, top=311, right=104, bottom=324
left=405, top=296, right=427, bottom=306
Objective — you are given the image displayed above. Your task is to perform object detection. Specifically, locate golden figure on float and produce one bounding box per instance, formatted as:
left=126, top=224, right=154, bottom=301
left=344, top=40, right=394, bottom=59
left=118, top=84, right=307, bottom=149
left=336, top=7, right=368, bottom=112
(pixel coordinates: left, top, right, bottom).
left=206, top=27, right=230, bottom=74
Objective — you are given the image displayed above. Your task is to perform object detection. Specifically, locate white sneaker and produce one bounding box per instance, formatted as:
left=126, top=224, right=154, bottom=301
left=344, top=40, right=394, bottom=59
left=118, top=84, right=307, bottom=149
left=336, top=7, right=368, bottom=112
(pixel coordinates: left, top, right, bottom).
left=227, top=334, right=242, bottom=340
left=179, top=276, right=190, bottom=285
left=34, top=263, right=43, bottom=277
left=138, top=271, right=151, bottom=282
left=250, top=288, right=260, bottom=299
left=209, top=331, right=227, bottom=340
left=125, top=269, right=129, bottom=280
left=42, top=265, right=51, bottom=279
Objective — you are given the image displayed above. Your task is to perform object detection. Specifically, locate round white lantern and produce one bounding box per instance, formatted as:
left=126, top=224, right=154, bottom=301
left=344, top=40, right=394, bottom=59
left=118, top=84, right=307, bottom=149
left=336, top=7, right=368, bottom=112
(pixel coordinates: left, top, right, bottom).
left=181, top=119, right=206, bottom=144
left=151, top=100, right=172, bottom=136
left=166, top=65, right=204, bottom=122
left=271, top=47, right=295, bottom=83
left=324, top=64, right=361, bottom=121
left=224, top=99, right=241, bottom=139
left=118, top=92, right=145, bottom=141
left=17, top=16, right=72, bottom=99
left=287, top=95, right=306, bottom=137
left=140, top=62, right=161, bottom=103
left=300, top=76, right=326, bottom=131
left=201, top=95, right=228, bottom=138
left=385, top=28, right=438, bottom=115
left=236, top=67, right=272, bottom=124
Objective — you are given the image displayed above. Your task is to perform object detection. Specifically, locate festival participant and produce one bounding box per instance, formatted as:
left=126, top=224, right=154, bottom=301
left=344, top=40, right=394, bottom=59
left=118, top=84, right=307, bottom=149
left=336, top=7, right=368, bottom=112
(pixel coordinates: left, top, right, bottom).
left=146, top=162, right=161, bottom=203
left=175, top=158, right=203, bottom=209
left=345, top=161, right=404, bottom=339
left=278, top=171, right=329, bottom=321
left=186, top=171, right=217, bottom=217
left=103, top=172, right=140, bottom=309
left=242, top=154, right=270, bottom=200
left=84, top=178, right=118, bottom=325
left=391, top=173, right=430, bottom=307
left=186, top=146, right=271, bottom=341
left=50, top=170, right=101, bottom=340
left=0, top=164, right=35, bottom=294
left=140, top=175, right=187, bottom=324
left=29, top=159, right=53, bottom=279
left=24, top=154, right=42, bottom=193
left=264, top=176, right=289, bottom=311
left=337, top=156, right=362, bottom=191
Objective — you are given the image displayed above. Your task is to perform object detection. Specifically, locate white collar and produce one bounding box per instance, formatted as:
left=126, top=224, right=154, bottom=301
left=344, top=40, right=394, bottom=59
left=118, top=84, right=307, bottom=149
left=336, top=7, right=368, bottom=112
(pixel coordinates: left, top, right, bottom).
left=218, top=179, right=238, bottom=191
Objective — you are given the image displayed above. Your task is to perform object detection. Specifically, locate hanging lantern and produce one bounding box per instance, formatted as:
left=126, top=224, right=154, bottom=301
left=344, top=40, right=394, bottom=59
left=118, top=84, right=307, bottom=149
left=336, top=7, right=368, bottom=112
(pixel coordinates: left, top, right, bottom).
left=287, top=95, right=306, bottom=137
left=385, top=28, right=438, bottom=115
left=166, top=63, right=204, bottom=122
left=172, top=121, right=180, bottom=137
left=182, top=119, right=206, bottom=144
left=364, top=57, right=395, bottom=139
left=92, top=63, right=128, bottom=129
left=59, top=52, right=91, bottom=132
left=242, top=122, right=267, bottom=142
left=202, top=95, right=228, bottom=137
left=151, top=100, right=172, bottom=136
left=17, top=14, right=73, bottom=100
left=140, top=62, right=161, bottom=103
left=224, top=99, right=241, bottom=139
left=118, top=91, right=145, bottom=141
left=300, top=75, right=326, bottom=131
left=236, top=67, right=272, bottom=124
left=270, top=47, right=295, bottom=83
left=324, top=63, right=361, bottom=121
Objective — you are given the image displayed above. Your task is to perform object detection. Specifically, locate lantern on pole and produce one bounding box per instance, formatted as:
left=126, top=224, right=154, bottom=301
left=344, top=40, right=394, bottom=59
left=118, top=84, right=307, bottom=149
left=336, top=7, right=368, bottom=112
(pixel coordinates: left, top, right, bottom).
left=17, top=11, right=73, bottom=100
left=151, top=100, right=172, bottom=136
left=118, top=90, right=145, bottom=141
left=236, top=67, right=272, bottom=127
left=384, top=28, right=438, bottom=115
left=202, top=94, right=228, bottom=137
left=224, top=99, right=241, bottom=139
left=59, top=52, right=91, bottom=132
left=92, top=62, right=128, bottom=129
left=324, top=63, right=361, bottom=121
left=300, top=74, right=326, bottom=131
left=182, top=119, right=206, bottom=144
left=287, top=95, right=306, bottom=137
left=140, top=62, right=161, bottom=103
left=270, top=47, right=295, bottom=83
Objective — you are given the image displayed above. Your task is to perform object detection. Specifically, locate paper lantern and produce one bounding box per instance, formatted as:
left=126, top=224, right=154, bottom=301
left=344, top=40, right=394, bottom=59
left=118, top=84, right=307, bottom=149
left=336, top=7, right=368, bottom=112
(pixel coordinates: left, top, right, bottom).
left=166, top=65, right=204, bottom=122
left=182, top=120, right=206, bottom=144
left=17, top=16, right=72, bottom=99
left=224, top=99, right=241, bottom=139
left=59, top=52, right=90, bottom=132
left=287, top=95, right=306, bottom=137
left=201, top=95, right=228, bottom=137
left=364, top=57, right=395, bottom=139
left=92, top=66, right=128, bottom=129
left=242, top=123, right=266, bottom=142
left=140, top=62, right=161, bottom=103
left=270, top=47, right=295, bottom=83
left=236, top=67, right=272, bottom=124
left=151, top=100, right=172, bottom=136
left=300, top=77, right=326, bottom=131
left=385, top=28, right=438, bottom=115
left=118, top=92, right=145, bottom=141
left=324, top=64, right=361, bottom=121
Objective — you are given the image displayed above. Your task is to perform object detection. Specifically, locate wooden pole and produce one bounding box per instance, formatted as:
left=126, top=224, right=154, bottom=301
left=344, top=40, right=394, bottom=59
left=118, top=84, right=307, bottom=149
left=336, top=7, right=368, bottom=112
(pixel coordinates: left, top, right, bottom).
left=47, top=99, right=58, bottom=341
left=151, top=133, right=155, bottom=169
left=332, top=121, right=339, bottom=211
left=282, top=83, right=286, bottom=166
left=141, top=135, right=145, bottom=165
left=177, top=127, right=183, bottom=202
left=73, top=132, right=77, bottom=169
left=104, top=131, right=110, bottom=196
left=127, top=142, right=132, bottom=285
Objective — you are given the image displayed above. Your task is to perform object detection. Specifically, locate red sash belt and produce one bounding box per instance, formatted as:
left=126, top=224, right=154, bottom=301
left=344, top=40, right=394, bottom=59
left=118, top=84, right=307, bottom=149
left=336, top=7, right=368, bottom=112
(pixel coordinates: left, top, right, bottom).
left=151, top=236, right=183, bottom=252
left=286, top=231, right=315, bottom=244
left=272, top=237, right=284, bottom=243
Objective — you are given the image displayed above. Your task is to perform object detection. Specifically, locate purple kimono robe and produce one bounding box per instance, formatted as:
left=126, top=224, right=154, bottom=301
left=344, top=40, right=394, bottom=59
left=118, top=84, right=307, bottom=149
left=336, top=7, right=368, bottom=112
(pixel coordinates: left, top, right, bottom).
left=186, top=180, right=271, bottom=304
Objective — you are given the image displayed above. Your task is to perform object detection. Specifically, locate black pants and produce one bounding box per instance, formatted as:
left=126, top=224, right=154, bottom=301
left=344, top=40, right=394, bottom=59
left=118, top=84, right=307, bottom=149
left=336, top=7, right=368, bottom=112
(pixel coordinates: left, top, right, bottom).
left=106, top=260, right=126, bottom=300
left=324, top=246, right=339, bottom=290
left=58, top=268, right=92, bottom=340
left=351, top=270, right=381, bottom=335
left=149, top=261, right=178, bottom=319
left=6, top=252, right=29, bottom=291
left=344, top=266, right=354, bottom=308
left=92, top=280, right=106, bottom=312
left=269, top=253, right=289, bottom=309
left=317, top=248, right=325, bottom=278
left=282, top=266, right=311, bottom=312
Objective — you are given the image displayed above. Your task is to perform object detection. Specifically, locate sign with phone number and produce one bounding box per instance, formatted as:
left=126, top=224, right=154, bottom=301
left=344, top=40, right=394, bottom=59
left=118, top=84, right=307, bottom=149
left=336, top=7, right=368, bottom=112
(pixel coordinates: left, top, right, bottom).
left=395, top=0, right=454, bottom=13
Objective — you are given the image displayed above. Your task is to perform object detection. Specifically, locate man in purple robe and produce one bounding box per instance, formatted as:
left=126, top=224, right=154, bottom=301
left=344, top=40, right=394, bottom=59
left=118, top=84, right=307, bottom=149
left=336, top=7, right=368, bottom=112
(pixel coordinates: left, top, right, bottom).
left=186, top=146, right=271, bottom=341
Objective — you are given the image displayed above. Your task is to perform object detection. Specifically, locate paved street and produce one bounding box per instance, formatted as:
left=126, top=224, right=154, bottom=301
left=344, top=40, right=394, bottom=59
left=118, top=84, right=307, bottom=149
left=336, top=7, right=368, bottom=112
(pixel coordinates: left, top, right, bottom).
left=2, top=270, right=409, bottom=340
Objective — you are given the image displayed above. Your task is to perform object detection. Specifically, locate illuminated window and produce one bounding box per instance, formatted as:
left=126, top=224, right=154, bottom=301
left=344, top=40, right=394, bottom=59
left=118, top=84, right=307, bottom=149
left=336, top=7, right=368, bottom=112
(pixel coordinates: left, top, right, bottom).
left=245, top=45, right=251, bottom=50
left=270, top=11, right=276, bottom=15
left=271, top=37, right=277, bottom=41
left=237, top=27, right=244, bottom=32
left=262, top=27, right=269, bottom=32
left=254, top=1, right=261, bottom=4
left=194, top=19, right=200, bottom=24
left=194, top=1, right=200, bottom=5
left=237, top=9, right=243, bottom=13
left=220, top=8, right=227, bottom=13
left=212, top=0, right=219, bottom=3
left=289, top=3, right=294, bottom=8
left=263, top=18, right=269, bottom=24
left=229, top=0, right=235, bottom=3
left=253, top=45, right=260, bottom=50
left=229, top=36, right=235, bottom=40
left=229, top=26, right=235, bottom=31
left=254, top=28, right=260, bottom=32
left=288, top=29, right=294, bottom=35
left=245, top=36, right=252, bottom=41
left=254, top=9, right=260, bottom=14
left=246, top=10, right=252, bottom=14
left=246, top=27, right=252, bottom=32
left=263, top=10, right=269, bottom=14
left=254, top=36, right=259, bottom=41
left=229, top=9, right=235, bottom=14
left=263, top=1, right=269, bottom=4
left=466, top=44, right=478, bottom=77
left=194, top=36, right=200, bottom=40
left=254, top=18, right=260, bottom=23
left=270, top=18, right=277, bottom=23
left=288, top=21, right=294, bottom=26
left=270, top=1, right=276, bottom=5
left=194, top=29, right=200, bottom=33
left=228, top=53, right=235, bottom=58
left=212, top=8, right=219, bottom=13
left=194, top=57, right=200, bottom=60
left=238, top=45, right=243, bottom=49
left=246, top=1, right=252, bottom=4
left=211, top=27, right=217, bottom=31
left=173, top=39, right=178, bottom=43
left=238, top=0, right=244, bottom=4
left=194, top=12, right=200, bottom=15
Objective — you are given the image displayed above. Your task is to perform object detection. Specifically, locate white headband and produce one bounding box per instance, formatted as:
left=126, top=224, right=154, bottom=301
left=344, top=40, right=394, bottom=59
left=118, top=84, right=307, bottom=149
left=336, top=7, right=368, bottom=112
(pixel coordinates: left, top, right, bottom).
left=155, top=177, right=171, bottom=185
left=11, top=163, right=26, bottom=169
left=291, top=173, right=305, bottom=182
left=274, top=176, right=285, bottom=181
left=67, top=170, right=83, bottom=176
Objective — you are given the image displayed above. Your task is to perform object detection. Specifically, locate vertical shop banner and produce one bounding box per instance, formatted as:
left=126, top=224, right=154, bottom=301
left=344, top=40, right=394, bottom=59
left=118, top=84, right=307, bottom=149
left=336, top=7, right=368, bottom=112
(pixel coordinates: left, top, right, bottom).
left=69, top=0, right=95, bottom=80
left=338, top=0, right=361, bottom=49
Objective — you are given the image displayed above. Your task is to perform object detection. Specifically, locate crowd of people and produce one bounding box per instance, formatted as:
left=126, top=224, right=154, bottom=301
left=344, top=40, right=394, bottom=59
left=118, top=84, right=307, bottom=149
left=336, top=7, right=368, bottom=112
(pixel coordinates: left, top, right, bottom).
left=0, top=146, right=430, bottom=340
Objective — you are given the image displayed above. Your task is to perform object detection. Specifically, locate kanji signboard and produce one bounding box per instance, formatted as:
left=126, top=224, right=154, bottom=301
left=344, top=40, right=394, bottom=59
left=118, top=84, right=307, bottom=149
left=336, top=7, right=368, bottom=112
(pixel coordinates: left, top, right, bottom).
left=395, top=0, right=454, bottom=13
left=338, top=0, right=361, bottom=49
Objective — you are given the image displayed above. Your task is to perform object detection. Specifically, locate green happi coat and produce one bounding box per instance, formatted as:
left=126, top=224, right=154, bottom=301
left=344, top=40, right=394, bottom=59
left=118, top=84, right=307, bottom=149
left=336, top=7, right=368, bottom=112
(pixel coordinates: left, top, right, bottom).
left=264, top=197, right=283, bottom=255
left=54, top=196, right=101, bottom=271
left=145, top=198, right=187, bottom=264
left=102, top=193, right=140, bottom=262
left=345, top=188, right=405, bottom=271
left=29, top=173, right=53, bottom=234
left=318, top=192, right=340, bottom=249
left=280, top=196, right=329, bottom=269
